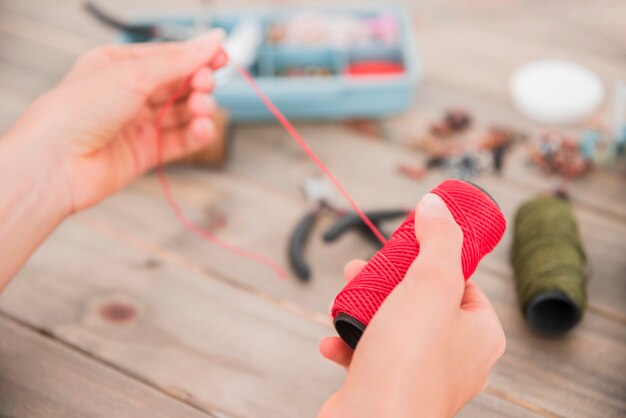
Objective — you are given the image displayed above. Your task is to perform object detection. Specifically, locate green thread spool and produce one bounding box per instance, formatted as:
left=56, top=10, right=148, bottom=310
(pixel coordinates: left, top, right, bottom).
left=511, top=195, right=587, bottom=335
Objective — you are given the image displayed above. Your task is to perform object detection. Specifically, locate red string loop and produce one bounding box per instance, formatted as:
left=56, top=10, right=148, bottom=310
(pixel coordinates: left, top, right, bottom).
left=154, top=62, right=388, bottom=280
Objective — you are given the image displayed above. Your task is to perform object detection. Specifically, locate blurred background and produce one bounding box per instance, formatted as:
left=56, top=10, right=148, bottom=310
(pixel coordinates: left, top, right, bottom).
left=0, top=1, right=624, bottom=417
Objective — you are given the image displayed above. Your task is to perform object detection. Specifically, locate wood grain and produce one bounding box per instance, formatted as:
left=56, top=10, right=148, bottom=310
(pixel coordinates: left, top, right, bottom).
left=1, top=220, right=536, bottom=418
left=0, top=0, right=625, bottom=416
left=81, top=126, right=626, bottom=320
left=75, top=183, right=626, bottom=417
left=0, top=315, right=212, bottom=418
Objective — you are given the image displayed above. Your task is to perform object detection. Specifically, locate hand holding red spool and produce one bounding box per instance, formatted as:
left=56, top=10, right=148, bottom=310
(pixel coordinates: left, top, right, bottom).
left=331, top=179, right=506, bottom=349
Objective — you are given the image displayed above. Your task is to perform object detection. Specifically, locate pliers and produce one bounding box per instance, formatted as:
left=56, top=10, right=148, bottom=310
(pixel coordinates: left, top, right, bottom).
left=288, top=176, right=408, bottom=281
left=85, top=2, right=196, bottom=41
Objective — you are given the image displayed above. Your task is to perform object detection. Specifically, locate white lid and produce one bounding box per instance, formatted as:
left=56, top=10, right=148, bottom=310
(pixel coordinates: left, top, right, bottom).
left=510, top=59, right=605, bottom=125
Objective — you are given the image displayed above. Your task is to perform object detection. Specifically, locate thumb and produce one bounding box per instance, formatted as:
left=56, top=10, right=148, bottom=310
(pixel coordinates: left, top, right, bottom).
left=124, top=29, right=225, bottom=94
left=404, top=193, right=465, bottom=300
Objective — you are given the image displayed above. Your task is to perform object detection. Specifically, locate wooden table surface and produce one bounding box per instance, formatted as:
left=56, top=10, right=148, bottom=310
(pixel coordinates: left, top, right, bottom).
left=1, top=0, right=625, bottom=417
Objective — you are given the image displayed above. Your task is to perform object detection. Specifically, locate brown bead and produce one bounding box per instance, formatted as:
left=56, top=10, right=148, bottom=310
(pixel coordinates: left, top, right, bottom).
left=430, top=121, right=452, bottom=137
left=444, top=109, right=472, bottom=131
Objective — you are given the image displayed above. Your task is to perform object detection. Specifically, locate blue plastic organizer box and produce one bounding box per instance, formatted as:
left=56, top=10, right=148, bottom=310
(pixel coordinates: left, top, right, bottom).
left=123, top=6, right=421, bottom=121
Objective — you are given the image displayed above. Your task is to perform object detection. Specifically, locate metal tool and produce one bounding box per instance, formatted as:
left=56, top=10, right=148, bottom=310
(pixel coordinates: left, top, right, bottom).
left=85, top=2, right=196, bottom=41
left=288, top=176, right=407, bottom=282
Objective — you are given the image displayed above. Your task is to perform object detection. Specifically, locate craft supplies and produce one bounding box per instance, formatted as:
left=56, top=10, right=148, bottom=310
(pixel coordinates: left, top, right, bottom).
left=397, top=163, right=427, bottom=180
left=85, top=1, right=194, bottom=42
left=289, top=176, right=344, bottom=281
left=510, top=60, right=605, bottom=125
left=267, top=12, right=399, bottom=47
left=428, top=109, right=472, bottom=138
left=110, top=7, right=420, bottom=121
left=579, top=130, right=601, bottom=161
left=446, top=152, right=490, bottom=180
left=444, top=109, right=472, bottom=132
left=153, top=54, right=409, bottom=279
left=323, top=209, right=408, bottom=245
left=345, top=61, right=404, bottom=77
left=610, top=82, right=626, bottom=156
left=215, top=18, right=263, bottom=86
left=154, top=68, right=287, bottom=279
left=529, top=132, right=592, bottom=178
left=511, top=194, right=587, bottom=335
left=411, top=110, right=521, bottom=179
left=289, top=176, right=406, bottom=281
left=279, top=66, right=334, bottom=78
left=331, top=179, right=506, bottom=349
left=479, top=126, right=523, bottom=174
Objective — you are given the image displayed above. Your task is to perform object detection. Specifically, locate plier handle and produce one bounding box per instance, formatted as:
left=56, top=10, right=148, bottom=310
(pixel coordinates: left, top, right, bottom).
left=288, top=205, right=322, bottom=281
left=288, top=203, right=408, bottom=281
left=323, top=209, right=408, bottom=244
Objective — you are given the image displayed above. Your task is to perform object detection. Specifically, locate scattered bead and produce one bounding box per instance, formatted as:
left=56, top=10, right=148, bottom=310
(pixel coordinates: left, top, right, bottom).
left=444, top=109, right=472, bottom=132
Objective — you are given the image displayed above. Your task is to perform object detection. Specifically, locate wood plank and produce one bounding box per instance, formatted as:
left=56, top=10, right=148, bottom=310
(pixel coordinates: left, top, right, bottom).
left=231, top=123, right=626, bottom=316
left=405, top=83, right=626, bottom=220
left=405, top=0, right=626, bottom=59
left=81, top=121, right=626, bottom=319
left=0, top=315, right=211, bottom=418
left=2, top=0, right=625, bottom=221
left=58, top=204, right=626, bottom=417
left=0, top=220, right=533, bottom=417
left=1, top=220, right=342, bottom=418
left=1, top=0, right=624, bottom=416
left=474, top=269, right=626, bottom=418
left=70, top=141, right=626, bottom=416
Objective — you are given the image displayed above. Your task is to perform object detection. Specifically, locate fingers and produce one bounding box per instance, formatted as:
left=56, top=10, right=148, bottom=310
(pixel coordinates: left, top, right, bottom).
left=343, top=259, right=367, bottom=283
left=155, top=93, right=216, bottom=130
left=191, top=67, right=215, bottom=91
left=127, top=117, right=214, bottom=173
left=64, top=41, right=200, bottom=85
left=157, top=118, right=214, bottom=166
left=461, top=281, right=505, bottom=362
left=209, top=49, right=229, bottom=69
left=149, top=67, right=215, bottom=107
left=404, top=193, right=465, bottom=303
left=461, top=281, right=496, bottom=315
left=123, top=29, right=225, bottom=96
left=188, top=92, right=217, bottom=116
left=188, top=117, right=215, bottom=143
left=65, top=29, right=226, bottom=90
left=319, top=337, right=353, bottom=369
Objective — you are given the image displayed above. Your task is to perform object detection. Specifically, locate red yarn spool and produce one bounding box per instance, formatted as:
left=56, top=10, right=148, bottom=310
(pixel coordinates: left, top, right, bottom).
left=331, top=179, right=506, bottom=349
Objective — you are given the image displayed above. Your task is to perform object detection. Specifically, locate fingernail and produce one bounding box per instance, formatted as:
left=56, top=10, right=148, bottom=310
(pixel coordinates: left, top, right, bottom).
left=417, top=193, right=446, bottom=217
left=209, top=49, right=229, bottom=69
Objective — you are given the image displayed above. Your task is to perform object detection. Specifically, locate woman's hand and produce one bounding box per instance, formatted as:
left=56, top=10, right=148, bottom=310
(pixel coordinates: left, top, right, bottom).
left=0, top=30, right=225, bottom=288
left=318, top=193, right=506, bottom=418
left=6, top=29, right=226, bottom=215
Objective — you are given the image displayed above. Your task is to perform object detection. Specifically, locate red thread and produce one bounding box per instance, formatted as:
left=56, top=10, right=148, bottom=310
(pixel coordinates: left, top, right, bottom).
left=234, top=64, right=387, bottom=245
left=331, top=179, right=506, bottom=328
left=154, top=58, right=387, bottom=280
left=155, top=76, right=287, bottom=279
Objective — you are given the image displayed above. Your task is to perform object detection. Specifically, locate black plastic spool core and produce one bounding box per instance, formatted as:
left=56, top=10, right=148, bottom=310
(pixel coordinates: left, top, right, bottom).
left=334, top=313, right=366, bottom=349
left=525, top=291, right=581, bottom=335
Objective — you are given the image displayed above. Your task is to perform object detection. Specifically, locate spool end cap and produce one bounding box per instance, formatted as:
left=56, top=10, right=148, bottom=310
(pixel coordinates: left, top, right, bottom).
left=525, top=291, right=581, bottom=335
left=334, top=313, right=366, bottom=350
